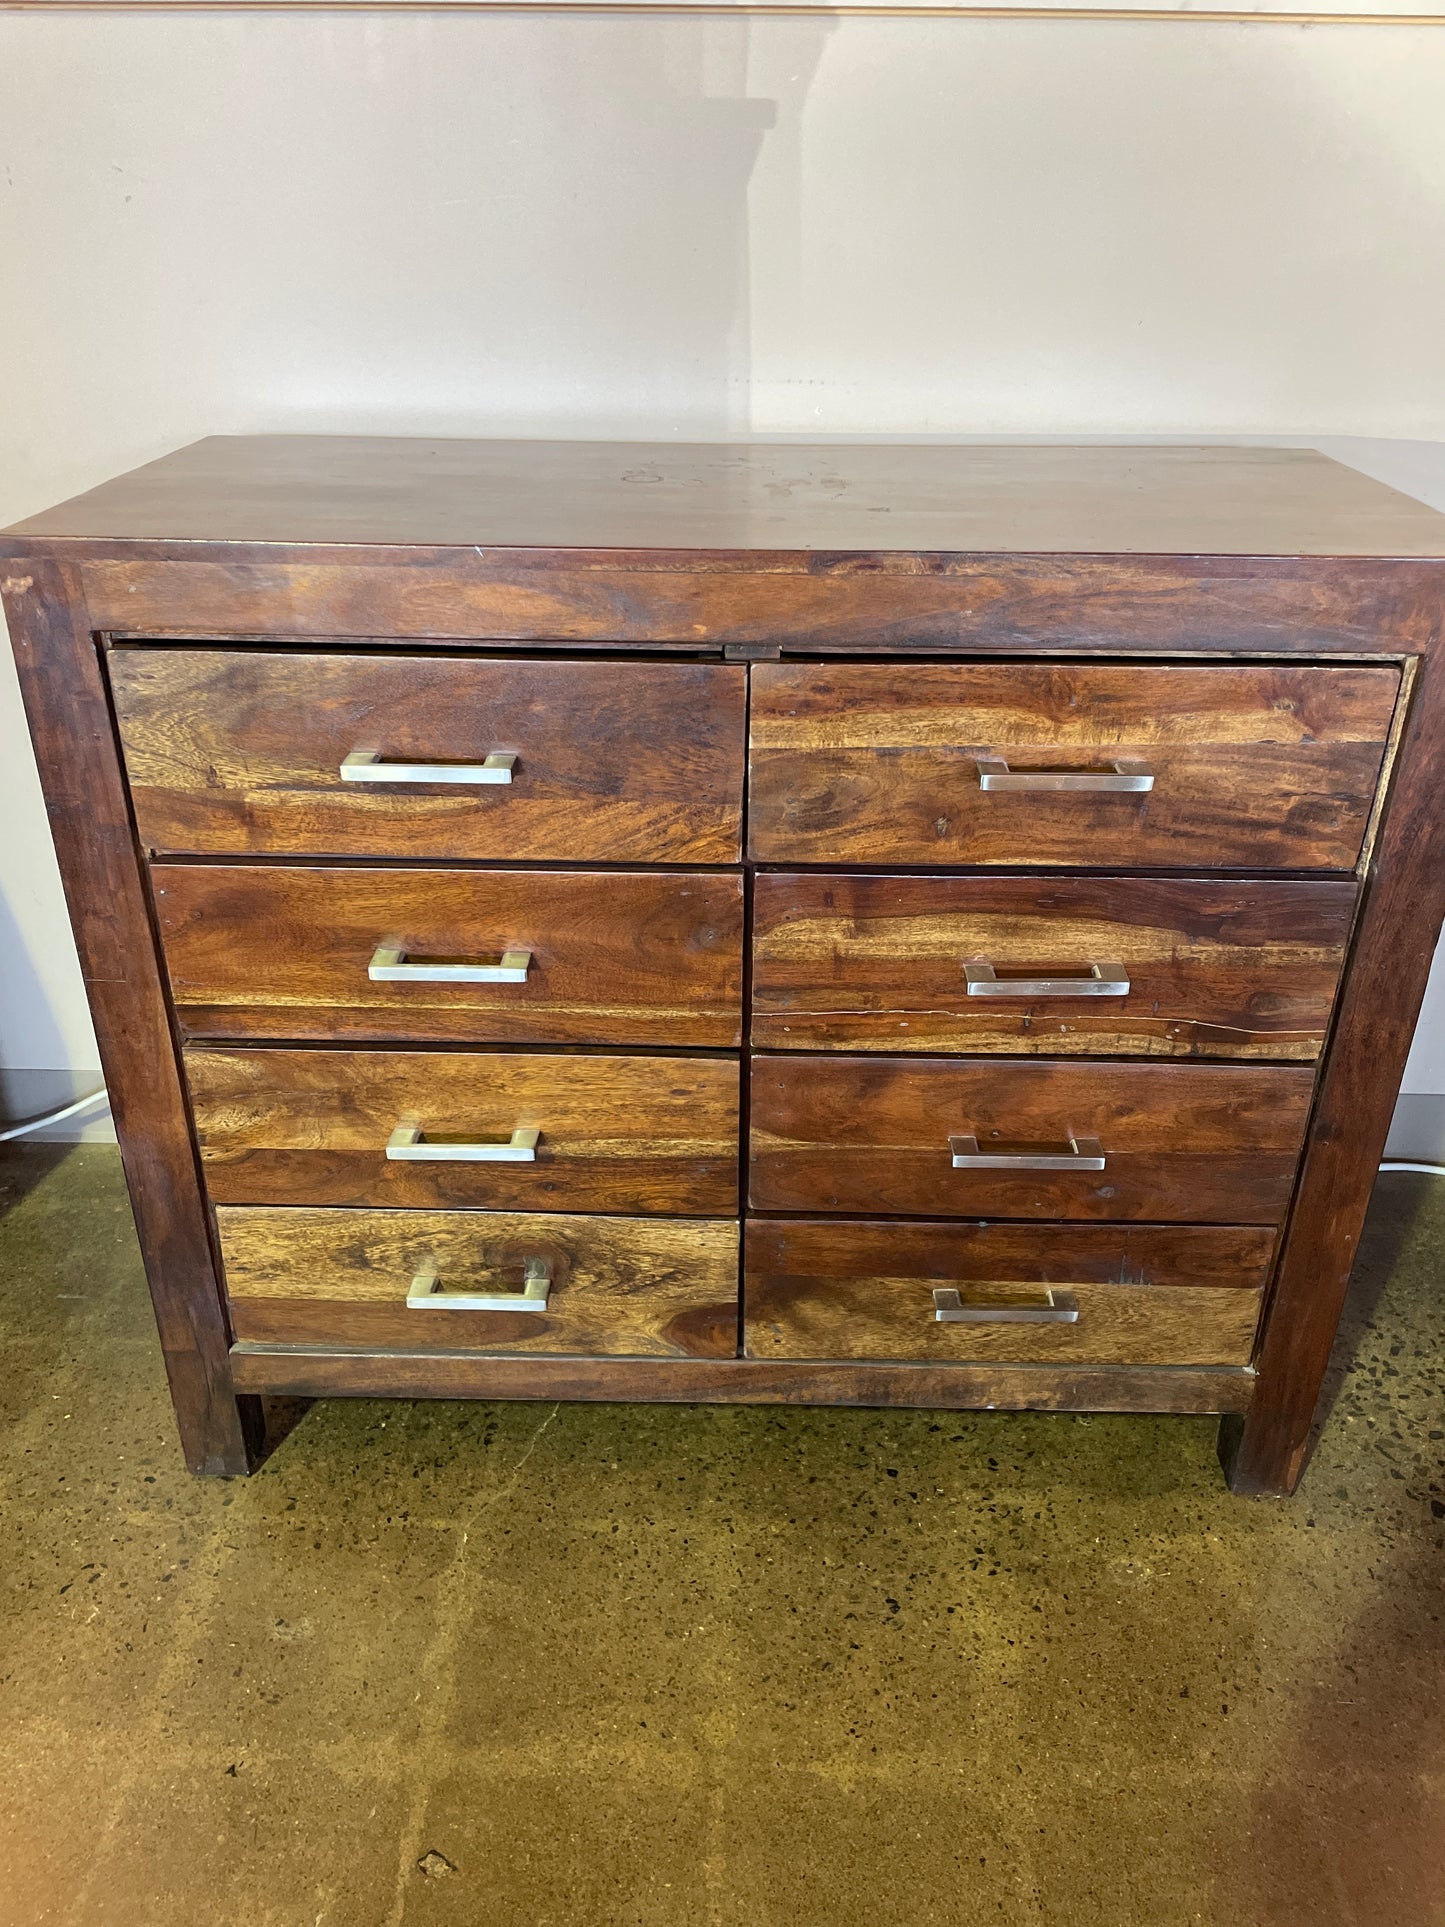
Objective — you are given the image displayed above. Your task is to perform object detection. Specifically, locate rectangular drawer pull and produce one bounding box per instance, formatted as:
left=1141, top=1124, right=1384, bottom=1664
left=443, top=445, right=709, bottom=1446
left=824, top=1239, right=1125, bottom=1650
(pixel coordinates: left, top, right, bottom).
left=975, top=755, right=1154, bottom=793
left=949, top=1133, right=1106, bottom=1172
left=368, top=943, right=532, bottom=984
left=932, top=1286, right=1080, bottom=1325
left=964, top=958, right=1130, bottom=999
left=407, top=1256, right=551, bottom=1313
left=341, top=749, right=517, bottom=785
left=387, top=1122, right=541, bottom=1163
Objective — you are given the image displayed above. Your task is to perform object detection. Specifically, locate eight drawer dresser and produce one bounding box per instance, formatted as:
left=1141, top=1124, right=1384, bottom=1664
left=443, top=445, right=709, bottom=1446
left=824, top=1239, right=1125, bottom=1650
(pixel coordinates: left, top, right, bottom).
left=5, top=436, right=1445, bottom=1495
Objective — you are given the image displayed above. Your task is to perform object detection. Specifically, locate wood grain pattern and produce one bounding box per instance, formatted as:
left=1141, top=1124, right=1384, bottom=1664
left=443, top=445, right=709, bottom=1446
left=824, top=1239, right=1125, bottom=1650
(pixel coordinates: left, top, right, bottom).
left=189, top=1047, right=739, bottom=1215
left=228, top=1346, right=1256, bottom=1418
left=11, top=438, right=1445, bottom=558
left=0, top=564, right=262, bottom=1474
left=55, top=553, right=1445, bottom=656
left=217, top=1206, right=740, bottom=1357
left=749, top=1054, right=1315, bottom=1222
left=751, top=873, right=1356, bottom=1058
left=9, top=434, right=1443, bottom=1487
left=1222, top=644, right=1445, bottom=1494
left=748, top=662, right=1399, bottom=871
left=745, top=1219, right=1271, bottom=1365
left=110, top=649, right=745, bottom=863
left=152, top=865, right=745, bottom=1048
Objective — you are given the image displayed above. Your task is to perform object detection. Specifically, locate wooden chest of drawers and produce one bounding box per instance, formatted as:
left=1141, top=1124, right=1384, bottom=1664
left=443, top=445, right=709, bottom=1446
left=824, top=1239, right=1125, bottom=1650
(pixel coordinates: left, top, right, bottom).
left=6, top=436, right=1445, bottom=1495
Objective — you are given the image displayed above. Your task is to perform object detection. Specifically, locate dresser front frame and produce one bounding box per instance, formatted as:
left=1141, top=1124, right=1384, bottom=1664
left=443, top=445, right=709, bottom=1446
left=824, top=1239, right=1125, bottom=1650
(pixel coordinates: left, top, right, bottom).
left=6, top=544, right=1444, bottom=1495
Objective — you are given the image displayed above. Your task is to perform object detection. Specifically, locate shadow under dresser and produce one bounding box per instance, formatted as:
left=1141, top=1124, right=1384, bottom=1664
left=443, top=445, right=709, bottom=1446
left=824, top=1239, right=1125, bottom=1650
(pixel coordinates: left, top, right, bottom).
left=5, top=435, right=1445, bottom=1494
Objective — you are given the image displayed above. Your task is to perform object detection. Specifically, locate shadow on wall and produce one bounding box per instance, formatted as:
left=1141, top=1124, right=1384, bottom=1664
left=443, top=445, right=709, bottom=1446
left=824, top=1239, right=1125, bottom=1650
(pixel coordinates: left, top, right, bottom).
left=0, top=883, right=74, bottom=1102
left=260, top=11, right=836, bottom=440
left=0, top=885, right=106, bottom=1137
left=0, top=592, right=105, bottom=1136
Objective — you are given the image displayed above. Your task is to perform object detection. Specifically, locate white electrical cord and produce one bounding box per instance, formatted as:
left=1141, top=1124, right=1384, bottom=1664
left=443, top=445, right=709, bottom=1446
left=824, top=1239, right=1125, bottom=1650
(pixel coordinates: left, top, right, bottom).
left=0, top=1088, right=110, bottom=1143
left=1379, top=1160, right=1445, bottom=1177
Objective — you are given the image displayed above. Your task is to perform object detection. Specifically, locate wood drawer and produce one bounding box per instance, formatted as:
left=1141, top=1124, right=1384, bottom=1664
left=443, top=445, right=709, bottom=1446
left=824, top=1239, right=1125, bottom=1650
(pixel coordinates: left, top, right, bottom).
left=751, top=874, right=1356, bottom=1058
left=189, top=1047, right=740, bottom=1216
left=745, top=1219, right=1272, bottom=1365
left=111, top=649, right=746, bottom=863
left=748, top=1054, right=1314, bottom=1222
left=152, top=865, right=744, bottom=1048
left=747, top=662, right=1398, bottom=870
left=218, top=1207, right=740, bottom=1356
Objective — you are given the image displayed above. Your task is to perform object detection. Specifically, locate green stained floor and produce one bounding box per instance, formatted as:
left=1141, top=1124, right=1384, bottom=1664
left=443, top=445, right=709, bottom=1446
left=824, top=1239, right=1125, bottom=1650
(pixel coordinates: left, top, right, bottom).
left=0, top=1145, right=1441, bottom=1927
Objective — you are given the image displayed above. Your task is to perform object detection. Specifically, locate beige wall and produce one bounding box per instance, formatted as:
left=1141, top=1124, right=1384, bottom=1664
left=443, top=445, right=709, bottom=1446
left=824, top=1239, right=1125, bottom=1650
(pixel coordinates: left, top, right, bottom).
left=3, top=10, right=1445, bottom=1137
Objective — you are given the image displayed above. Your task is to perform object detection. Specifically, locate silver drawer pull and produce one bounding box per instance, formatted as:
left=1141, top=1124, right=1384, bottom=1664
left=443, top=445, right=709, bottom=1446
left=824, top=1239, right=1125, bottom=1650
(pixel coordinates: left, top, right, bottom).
left=407, top=1256, right=551, bottom=1313
left=965, top=959, right=1130, bottom=999
left=933, top=1286, right=1079, bottom=1325
left=975, top=756, right=1154, bottom=793
left=369, top=943, right=531, bottom=984
left=341, top=749, right=517, bottom=785
left=387, top=1122, right=540, bottom=1163
left=949, top=1133, right=1106, bottom=1172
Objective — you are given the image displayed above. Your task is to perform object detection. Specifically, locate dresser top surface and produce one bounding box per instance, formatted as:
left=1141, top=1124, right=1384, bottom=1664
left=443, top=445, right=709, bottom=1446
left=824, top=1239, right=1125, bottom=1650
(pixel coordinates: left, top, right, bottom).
left=7, top=435, right=1445, bottom=560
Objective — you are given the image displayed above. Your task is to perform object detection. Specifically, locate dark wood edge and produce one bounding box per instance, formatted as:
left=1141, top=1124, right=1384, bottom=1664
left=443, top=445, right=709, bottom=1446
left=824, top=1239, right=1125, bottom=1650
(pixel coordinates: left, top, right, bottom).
left=30, top=553, right=1445, bottom=653
left=137, top=636, right=1304, bottom=671
left=1224, top=635, right=1445, bottom=1496
left=229, top=1345, right=1255, bottom=1415
left=1355, top=654, right=1420, bottom=877
left=1, top=560, right=262, bottom=1474
left=1, top=538, right=1444, bottom=575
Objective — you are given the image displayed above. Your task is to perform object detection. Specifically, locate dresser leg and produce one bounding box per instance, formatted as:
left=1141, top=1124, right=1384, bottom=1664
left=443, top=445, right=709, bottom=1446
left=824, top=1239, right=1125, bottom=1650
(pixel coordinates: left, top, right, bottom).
left=187, top=1393, right=267, bottom=1478
left=157, top=1351, right=269, bottom=1476
left=1215, top=1413, right=1299, bottom=1497
left=166, top=1381, right=313, bottom=1475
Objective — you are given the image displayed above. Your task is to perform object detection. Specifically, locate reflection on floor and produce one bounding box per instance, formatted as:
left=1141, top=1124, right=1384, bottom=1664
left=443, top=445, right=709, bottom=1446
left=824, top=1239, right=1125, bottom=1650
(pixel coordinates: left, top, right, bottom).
left=0, top=1147, right=1440, bottom=1927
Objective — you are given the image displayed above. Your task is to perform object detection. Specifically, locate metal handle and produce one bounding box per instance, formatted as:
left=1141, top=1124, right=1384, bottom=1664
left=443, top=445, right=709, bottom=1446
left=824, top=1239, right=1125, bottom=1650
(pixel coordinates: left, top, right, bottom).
left=407, top=1255, right=551, bottom=1313
left=965, top=959, right=1130, bottom=999
left=387, top=1122, right=540, bottom=1163
left=369, top=943, right=531, bottom=984
left=933, top=1286, right=1080, bottom=1324
left=949, top=1133, right=1106, bottom=1172
left=975, top=756, right=1154, bottom=793
left=341, top=750, right=517, bottom=785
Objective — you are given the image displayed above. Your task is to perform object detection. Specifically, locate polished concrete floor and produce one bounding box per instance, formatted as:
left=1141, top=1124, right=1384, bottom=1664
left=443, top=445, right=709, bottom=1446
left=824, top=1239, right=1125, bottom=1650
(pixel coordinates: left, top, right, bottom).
left=0, top=1146, right=1441, bottom=1927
